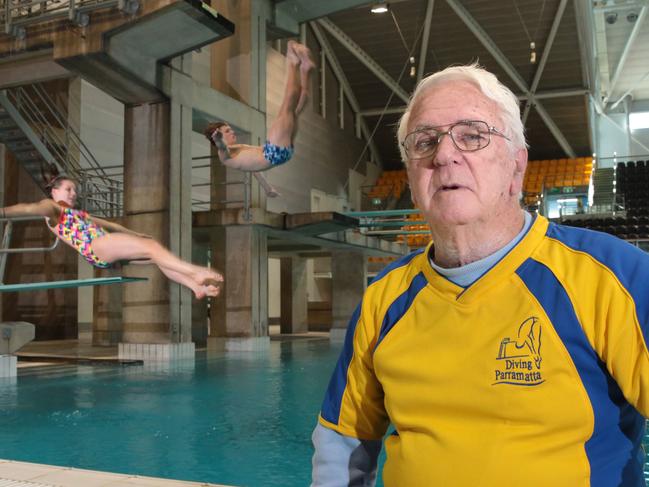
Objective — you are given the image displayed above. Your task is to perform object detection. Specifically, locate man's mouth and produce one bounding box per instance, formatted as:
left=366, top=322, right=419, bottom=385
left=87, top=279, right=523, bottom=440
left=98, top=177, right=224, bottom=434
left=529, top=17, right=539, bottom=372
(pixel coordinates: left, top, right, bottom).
left=440, top=184, right=462, bottom=191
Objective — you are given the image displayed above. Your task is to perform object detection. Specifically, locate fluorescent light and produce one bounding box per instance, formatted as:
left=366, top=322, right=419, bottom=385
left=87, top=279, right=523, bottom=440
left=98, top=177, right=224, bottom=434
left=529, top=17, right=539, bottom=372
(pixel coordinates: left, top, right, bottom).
left=371, top=2, right=389, bottom=13
left=629, top=111, right=649, bottom=130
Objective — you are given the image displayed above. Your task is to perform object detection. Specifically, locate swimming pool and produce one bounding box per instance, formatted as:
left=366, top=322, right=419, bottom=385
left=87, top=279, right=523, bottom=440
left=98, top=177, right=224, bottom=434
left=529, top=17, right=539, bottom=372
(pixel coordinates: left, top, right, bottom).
left=0, top=340, right=647, bottom=486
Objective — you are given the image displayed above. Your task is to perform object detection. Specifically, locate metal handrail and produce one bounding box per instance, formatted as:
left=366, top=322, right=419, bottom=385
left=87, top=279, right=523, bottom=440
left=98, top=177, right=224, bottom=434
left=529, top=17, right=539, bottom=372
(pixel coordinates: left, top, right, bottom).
left=4, top=84, right=123, bottom=216
left=0, top=217, right=59, bottom=254
left=1, top=1, right=134, bottom=35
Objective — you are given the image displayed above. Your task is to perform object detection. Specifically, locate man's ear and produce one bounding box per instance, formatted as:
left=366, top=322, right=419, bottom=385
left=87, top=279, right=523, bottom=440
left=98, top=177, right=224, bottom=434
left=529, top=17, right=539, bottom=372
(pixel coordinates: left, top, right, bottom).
left=406, top=163, right=419, bottom=207
left=510, top=147, right=528, bottom=196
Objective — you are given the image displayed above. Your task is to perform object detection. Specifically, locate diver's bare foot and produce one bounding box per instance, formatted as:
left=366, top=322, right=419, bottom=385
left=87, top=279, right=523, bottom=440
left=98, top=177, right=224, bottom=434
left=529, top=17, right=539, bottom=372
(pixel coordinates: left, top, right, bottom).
left=194, top=284, right=221, bottom=300
left=195, top=268, right=224, bottom=287
left=287, top=40, right=301, bottom=65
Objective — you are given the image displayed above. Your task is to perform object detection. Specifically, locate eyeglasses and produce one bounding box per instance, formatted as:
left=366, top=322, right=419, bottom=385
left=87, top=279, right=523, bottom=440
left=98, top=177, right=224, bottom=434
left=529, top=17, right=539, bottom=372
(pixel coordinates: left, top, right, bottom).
left=401, top=120, right=511, bottom=160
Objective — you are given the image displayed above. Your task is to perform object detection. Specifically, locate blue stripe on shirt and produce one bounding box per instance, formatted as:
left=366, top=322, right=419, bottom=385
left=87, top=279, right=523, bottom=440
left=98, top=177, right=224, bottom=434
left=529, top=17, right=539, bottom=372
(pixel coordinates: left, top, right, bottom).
left=546, top=223, right=649, bottom=347
left=375, top=272, right=428, bottom=351
left=517, top=258, right=645, bottom=487
left=321, top=249, right=423, bottom=425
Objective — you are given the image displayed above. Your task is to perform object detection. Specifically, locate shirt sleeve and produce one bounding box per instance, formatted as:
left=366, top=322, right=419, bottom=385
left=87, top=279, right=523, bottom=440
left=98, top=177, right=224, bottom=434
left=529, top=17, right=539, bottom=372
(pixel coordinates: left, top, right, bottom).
left=595, top=246, right=649, bottom=416
left=317, top=303, right=390, bottom=440
left=311, top=423, right=381, bottom=487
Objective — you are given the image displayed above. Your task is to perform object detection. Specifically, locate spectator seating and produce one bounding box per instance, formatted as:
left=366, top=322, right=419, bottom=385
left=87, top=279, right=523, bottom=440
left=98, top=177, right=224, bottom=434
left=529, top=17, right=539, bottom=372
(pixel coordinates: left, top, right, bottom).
left=616, top=160, right=649, bottom=217
left=523, top=157, right=593, bottom=207
left=367, top=170, right=408, bottom=201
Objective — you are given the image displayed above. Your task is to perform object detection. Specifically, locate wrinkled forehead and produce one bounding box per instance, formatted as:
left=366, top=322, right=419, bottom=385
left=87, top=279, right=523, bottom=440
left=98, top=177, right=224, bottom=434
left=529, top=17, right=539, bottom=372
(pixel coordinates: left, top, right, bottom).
left=407, top=81, right=501, bottom=131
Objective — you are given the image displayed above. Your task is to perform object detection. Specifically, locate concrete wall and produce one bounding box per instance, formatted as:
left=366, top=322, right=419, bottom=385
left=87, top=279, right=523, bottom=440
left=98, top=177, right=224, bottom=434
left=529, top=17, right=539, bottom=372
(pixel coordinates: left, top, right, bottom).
left=79, top=80, right=125, bottom=170
left=1, top=155, right=78, bottom=339
left=264, top=45, right=372, bottom=214
left=596, top=99, right=649, bottom=167
left=629, top=100, right=649, bottom=157
left=268, top=257, right=281, bottom=319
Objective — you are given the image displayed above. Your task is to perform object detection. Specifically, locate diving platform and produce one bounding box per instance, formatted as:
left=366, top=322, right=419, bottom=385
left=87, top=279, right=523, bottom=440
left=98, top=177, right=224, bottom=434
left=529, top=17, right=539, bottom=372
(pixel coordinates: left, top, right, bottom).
left=0, top=277, right=147, bottom=293
left=193, top=208, right=408, bottom=257
left=0, top=1, right=235, bottom=104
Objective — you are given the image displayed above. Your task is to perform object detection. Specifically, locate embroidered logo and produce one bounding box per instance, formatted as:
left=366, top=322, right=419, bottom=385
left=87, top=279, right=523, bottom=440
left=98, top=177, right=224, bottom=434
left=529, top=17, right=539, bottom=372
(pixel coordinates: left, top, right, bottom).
left=493, top=316, right=545, bottom=386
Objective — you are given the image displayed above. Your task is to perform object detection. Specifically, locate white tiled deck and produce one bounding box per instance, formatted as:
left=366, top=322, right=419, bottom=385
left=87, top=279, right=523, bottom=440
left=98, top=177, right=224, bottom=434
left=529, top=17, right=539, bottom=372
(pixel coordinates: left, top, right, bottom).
left=0, top=460, right=233, bottom=487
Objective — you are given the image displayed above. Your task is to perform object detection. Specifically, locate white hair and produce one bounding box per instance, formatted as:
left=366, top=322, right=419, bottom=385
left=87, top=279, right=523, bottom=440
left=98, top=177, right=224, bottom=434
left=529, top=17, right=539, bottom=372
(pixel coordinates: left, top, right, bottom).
left=397, top=62, right=527, bottom=163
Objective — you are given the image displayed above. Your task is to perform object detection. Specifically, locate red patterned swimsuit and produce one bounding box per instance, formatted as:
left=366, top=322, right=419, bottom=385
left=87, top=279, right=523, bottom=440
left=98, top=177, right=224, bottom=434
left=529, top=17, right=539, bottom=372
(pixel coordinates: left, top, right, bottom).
left=56, top=207, right=111, bottom=268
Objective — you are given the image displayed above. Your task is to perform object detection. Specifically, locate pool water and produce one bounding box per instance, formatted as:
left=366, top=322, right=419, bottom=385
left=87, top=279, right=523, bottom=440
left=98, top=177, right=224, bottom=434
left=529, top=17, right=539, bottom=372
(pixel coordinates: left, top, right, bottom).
left=0, top=340, right=345, bottom=486
left=0, top=339, right=647, bottom=487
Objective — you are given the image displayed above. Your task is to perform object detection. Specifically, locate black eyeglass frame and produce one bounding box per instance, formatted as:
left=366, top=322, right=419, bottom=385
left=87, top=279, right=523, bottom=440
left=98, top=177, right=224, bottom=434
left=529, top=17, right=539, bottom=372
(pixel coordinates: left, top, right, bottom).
left=401, top=120, right=511, bottom=160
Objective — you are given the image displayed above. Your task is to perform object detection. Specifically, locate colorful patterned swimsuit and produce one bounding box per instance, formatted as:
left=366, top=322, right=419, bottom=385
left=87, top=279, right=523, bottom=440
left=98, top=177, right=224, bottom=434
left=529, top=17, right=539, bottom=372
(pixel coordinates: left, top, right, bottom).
left=56, top=207, right=111, bottom=268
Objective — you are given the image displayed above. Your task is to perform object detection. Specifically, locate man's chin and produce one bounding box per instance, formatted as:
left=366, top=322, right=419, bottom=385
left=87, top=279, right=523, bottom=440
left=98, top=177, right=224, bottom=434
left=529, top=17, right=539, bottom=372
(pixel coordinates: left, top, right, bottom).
left=429, top=208, right=476, bottom=227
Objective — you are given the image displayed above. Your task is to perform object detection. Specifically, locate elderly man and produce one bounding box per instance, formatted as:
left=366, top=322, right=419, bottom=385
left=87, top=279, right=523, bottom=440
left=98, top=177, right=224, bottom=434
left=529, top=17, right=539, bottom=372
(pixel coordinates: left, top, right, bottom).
left=311, top=63, right=649, bottom=486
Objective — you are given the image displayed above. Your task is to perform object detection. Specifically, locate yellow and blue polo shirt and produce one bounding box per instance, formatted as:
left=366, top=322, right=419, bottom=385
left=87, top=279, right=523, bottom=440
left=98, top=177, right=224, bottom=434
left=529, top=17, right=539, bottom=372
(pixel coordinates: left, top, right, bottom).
left=318, top=215, right=649, bottom=486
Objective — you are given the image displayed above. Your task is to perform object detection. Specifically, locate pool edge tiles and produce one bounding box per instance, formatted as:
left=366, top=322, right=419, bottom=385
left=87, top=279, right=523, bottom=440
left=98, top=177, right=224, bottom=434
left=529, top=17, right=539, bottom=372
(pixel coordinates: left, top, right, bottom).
left=0, top=459, right=236, bottom=487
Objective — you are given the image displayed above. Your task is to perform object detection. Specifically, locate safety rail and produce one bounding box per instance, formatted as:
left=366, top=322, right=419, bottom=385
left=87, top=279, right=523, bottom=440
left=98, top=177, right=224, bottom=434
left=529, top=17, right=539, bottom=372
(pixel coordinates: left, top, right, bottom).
left=0, top=216, right=59, bottom=284
left=3, top=83, right=120, bottom=216
left=346, top=209, right=430, bottom=247
left=1, top=0, right=139, bottom=38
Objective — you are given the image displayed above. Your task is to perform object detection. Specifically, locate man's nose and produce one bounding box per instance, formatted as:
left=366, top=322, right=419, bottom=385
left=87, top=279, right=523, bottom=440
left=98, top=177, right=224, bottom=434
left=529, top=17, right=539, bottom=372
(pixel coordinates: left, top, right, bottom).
left=432, top=132, right=458, bottom=167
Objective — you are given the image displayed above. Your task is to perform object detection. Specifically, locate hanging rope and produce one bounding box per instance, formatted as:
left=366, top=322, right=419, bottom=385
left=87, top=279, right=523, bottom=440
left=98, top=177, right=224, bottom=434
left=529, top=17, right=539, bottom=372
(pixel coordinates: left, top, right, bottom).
left=512, top=0, right=547, bottom=64
left=343, top=11, right=428, bottom=191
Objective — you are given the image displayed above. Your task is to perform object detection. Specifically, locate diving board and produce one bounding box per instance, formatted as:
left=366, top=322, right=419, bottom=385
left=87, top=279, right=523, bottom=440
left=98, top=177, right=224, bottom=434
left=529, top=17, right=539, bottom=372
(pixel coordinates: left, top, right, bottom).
left=0, top=277, right=147, bottom=292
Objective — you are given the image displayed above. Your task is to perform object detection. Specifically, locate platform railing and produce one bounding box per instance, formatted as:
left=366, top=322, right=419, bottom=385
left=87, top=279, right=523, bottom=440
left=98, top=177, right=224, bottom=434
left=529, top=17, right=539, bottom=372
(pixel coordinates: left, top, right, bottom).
left=1, top=0, right=139, bottom=37
left=4, top=83, right=120, bottom=216
left=0, top=216, right=59, bottom=284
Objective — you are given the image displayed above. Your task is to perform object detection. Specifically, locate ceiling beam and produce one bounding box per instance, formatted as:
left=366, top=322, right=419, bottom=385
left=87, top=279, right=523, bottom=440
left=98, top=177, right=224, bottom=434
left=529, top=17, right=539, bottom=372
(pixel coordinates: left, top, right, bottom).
left=416, top=0, right=436, bottom=84
left=360, top=88, right=590, bottom=117
left=573, top=0, right=596, bottom=93
left=605, top=5, right=648, bottom=104
left=533, top=102, right=576, bottom=158
left=610, top=68, right=649, bottom=109
left=317, top=18, right=411, bottom=103
left=274, top=0, right=372, bottom=35
left=522, top=0, right=569, bottom=123
left=592, top=0, right=649, bottom=12
left=522, top=88, right=590, bottom=100
left=444, top=0, right=528, bottom=93
left=310, top=21, right=383, bottom=166
left=593, top=11, right=612, bottom=99
left=276, top=0, right=375, bottom=24
left=444, top=0, right=575, bottom=158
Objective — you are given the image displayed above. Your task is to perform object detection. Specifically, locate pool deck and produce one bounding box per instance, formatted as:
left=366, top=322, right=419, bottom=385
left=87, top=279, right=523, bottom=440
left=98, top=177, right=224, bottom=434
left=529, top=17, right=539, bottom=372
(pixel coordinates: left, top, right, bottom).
left=15, top=328, right=329, bottom=367
left=0, top=459, right=232, bottom=486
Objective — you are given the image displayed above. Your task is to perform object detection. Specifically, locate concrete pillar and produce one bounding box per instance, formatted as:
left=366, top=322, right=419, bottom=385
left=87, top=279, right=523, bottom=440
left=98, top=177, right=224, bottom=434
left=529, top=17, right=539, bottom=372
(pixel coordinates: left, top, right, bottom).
left=208, top=225, right=269, bottom=351
left=68, top=77, right=93, bottom=343
left=168, top=54, right=194, bottom=343
left=280, top=256, right=308, bottom=334
left=92, top=265, right=123, bottom=346
left=331, top=251, right=367, bottom=342
left=0, top=355, right=17, bottom=378
left=210, top=0, right=266, bottom=110
left=0, top=143, right=4, bottom=322
left=121, top=101, right=172, bottom=345
left=119, top=96, right=195, bottom=362
left=191, top=238, right=209, bottom=346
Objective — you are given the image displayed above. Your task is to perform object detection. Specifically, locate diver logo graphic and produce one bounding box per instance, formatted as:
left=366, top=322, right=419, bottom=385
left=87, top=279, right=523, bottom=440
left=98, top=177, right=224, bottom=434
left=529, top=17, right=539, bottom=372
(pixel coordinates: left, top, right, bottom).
left=493, top=316, right=545, bottom=386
